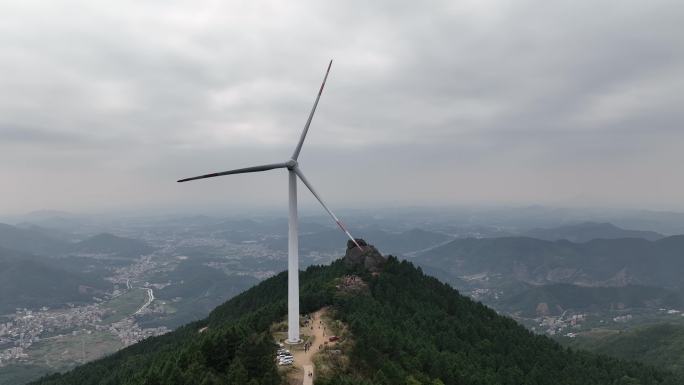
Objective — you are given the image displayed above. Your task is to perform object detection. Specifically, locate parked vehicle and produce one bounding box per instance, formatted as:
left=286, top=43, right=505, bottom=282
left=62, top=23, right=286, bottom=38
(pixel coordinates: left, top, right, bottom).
left=329, top=336, right=340, bottom=342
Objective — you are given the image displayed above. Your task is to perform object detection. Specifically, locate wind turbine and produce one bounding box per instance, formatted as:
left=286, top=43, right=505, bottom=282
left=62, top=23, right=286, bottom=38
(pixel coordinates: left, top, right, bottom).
left=178, top=60, right=362, bottom=344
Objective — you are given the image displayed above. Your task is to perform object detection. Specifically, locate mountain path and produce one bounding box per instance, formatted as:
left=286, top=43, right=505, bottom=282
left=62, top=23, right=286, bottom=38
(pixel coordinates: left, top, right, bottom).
left=291, top=308, right=330, bottom=385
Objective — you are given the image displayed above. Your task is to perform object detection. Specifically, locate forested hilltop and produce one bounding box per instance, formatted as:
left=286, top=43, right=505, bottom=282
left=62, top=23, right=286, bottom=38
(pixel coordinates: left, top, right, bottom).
left=30, top=247, right=682, bottom=385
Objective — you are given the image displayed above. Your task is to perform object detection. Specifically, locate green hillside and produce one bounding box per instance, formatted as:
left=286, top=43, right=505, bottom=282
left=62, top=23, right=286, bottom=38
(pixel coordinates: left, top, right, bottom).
left=0, top=247, right=108, bottom=314
left=144, top=261, right=259, bottom=328
left=30, top=253, right=681, bottom=385
left=496, top=283, right=682, bottom=317
left=74, top=233, right=155, bottom=258
left=0, top=223, right=70, bottom=256
left=561, top=323, right=684, bottom=373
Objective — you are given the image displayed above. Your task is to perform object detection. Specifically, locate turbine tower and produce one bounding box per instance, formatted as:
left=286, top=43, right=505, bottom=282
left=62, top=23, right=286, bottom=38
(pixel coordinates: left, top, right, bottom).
left=178, top=60, right=362, bottom=344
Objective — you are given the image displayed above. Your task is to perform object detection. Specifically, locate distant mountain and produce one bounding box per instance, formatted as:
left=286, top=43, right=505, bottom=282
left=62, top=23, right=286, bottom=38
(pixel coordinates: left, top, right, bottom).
left=525, top=222, right=664, bottom=242
left=374, top=228, right=453, bottom=253
left=74, top=233, right=155, bottom=258
left=0, top=223, right=70, bottom=255
left=30, top=246, right=681, bottom=385
left=415, top=235, right=684, bottom=288
left=438, top=224, right=515, bottom=238
left=14, top=223, right=75, bottom=242
left=0, top=223, right=154, bottom=259
left=265, top=228, right=452, bottom=255
left=562, top=323, right=684, bottom=373
left=496, top=283, right=682, bottom=317
left=0, top=247, right=108, bottom=314
left=22, top=210, right=74, bottom=219
left=13, top=210, right=90, bottom=233
left=209, top=218, right=332, bottom=235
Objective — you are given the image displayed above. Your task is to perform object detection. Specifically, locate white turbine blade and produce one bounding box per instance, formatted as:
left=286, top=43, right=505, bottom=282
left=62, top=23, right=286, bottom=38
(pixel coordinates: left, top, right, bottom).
left=291, top=60, right=333, bottom=161
left=294, top=167, right=363, bottom=250
left=177, top=162, right=288, bottom=183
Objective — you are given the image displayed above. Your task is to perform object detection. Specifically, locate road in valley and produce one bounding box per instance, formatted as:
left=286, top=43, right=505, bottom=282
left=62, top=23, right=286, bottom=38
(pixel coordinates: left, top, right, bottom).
left=134, top=288, right=154, bottom=315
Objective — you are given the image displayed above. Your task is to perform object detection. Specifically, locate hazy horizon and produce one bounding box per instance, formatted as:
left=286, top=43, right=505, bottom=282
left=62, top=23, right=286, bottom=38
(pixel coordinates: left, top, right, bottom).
left=5, top=202, right=684, bottom=219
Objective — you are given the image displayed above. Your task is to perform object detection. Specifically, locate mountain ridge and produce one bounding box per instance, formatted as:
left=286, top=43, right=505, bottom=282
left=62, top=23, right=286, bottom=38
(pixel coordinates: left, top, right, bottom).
left=74, top=233, right=154, bottom=258
left=29, top=243, right=682, bottom=385
left=525, top=222, right=664, bottom=242
left=264, top=228, right=452, bottom=255
left=416, top=235, right=684, bottom=288
left=0, top=246, right=108, bottom=314
left=495, top=283, right=683, bottom=317
left=0, top=223, right=71, bottom=256
left=0, top=222, right=155, bottom=258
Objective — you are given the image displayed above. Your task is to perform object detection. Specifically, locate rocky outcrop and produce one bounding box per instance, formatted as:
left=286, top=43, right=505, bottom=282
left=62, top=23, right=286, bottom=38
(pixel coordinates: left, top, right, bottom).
left=335, top=275, right=369, bottom=294
left=343, top=238, right=386, bottom=273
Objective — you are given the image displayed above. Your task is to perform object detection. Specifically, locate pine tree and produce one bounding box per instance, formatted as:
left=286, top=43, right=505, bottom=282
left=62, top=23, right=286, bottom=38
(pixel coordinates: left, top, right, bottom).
left=226, top=358, right=248, bottom=385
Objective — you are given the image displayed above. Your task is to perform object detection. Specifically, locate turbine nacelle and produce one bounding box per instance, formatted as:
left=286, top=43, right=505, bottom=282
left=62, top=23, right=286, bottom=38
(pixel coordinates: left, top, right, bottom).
left=285, top=159, right=298, bottom=170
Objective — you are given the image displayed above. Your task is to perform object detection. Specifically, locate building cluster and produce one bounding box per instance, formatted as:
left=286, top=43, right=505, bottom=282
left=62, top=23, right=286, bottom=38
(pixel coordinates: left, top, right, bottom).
left=0, top=307, right=99, bottom=366
left=109, top=255, right=160, bottom=287
left=0, top=346, right=27, bottom=365
left=0, top=306, right=105, bottom=347
left=470, top=288, right=502, bottom=301
left=108, top=318, right=169, bottom=347
left=0, top=298, right=168, bottom=367
left=538, top=313, right=586, bottom=336
left=613, top=314, right=633, bottom=323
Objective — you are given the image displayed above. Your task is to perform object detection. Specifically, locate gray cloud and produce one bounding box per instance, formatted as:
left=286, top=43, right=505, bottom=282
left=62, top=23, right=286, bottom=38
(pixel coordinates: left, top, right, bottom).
left=1, top=0, right=683, bottom=214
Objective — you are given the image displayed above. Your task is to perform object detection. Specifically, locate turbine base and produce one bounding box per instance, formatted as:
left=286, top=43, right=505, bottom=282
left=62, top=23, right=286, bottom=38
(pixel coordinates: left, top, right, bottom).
left=284, top=338, right=303, bottom=345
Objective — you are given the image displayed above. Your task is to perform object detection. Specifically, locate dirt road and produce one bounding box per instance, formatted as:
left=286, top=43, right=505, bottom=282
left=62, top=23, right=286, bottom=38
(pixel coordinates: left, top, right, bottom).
left=292, top=308, right=330, bottom=384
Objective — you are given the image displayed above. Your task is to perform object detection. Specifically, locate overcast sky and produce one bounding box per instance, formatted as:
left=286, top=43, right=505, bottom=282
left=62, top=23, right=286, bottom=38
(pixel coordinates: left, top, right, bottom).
left=1, top=0, right=683, bottom=215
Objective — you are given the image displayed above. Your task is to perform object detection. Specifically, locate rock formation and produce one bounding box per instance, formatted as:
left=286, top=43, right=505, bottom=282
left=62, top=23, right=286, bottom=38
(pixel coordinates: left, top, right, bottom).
left=343, top=238, right=386, bottom=273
